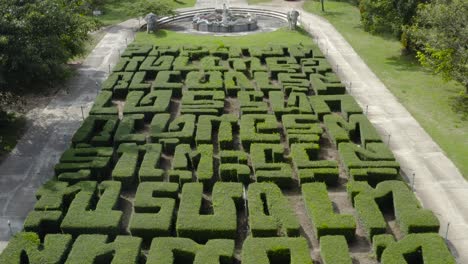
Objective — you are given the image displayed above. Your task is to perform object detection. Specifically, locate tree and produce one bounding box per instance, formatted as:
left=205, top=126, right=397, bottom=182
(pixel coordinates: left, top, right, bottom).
left=125, top=0, right=175, bottom=19
left=405, top=0, right=468, bottom=92
left=0, top=0, right=98, bottom=88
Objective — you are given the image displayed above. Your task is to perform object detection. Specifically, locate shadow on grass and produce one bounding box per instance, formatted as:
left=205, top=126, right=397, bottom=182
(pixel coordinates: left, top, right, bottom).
left=384, top=54, right=425, bottom=72
left=152, top=30, right=168, bottom=38
left=450, top=92, right=468, bottom=121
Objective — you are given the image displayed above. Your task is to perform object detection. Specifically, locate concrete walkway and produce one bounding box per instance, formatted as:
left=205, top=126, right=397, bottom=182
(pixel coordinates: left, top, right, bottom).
left=288, top=7, right=467, bottom=263
left=0, top=19, right=139, bottom=246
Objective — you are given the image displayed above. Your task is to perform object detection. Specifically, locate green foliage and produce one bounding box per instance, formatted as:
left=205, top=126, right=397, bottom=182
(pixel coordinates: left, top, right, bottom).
left=123, top=90, right=172, bottom=120
left=54, top=147, right=113, bottom=180
left=72, top=115, right=119, bottom=147
left=242, top=237, right=313, bottom=264
left=240, top=115, right=280, bottom=150
left=124, top=0, right=175, bottom=18
left=0, top=232, right=72, bottom=264
left=320, top=235, right=352, bottom=264
left=250, top=143, right=294, bottom=188
left=302, top=183, right=356, bottom=240
left=323, top=114, right=382, bottom=147
left=0, top=0, right=98, bottom=87
left=405, top=0, right=468, bottom=90
left=248, top=183, right=300, bottom=237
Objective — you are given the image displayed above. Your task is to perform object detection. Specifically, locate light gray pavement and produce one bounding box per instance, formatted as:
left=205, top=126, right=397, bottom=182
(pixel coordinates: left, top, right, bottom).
left=0, top=19, right=139, bottom=248
left=289, top=8, right=468, bottom=263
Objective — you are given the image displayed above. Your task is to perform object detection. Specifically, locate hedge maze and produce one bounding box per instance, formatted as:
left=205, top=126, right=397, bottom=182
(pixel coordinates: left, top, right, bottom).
left=0, top=43, right=456, bottom=264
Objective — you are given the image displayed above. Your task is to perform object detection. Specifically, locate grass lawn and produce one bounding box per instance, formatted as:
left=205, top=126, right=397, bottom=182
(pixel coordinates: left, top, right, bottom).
left=134, top=27, right=313, bottom=47
left=304, top=0, right=468, bottom=177
left=97, top=0, right=197, bottom=26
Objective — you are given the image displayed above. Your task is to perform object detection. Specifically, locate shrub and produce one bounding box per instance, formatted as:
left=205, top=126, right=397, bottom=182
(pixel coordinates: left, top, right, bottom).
left=195, top=115, right=238, bottom=147
left=301, top=57, right=332, bottom=78
left=23, top=211, right=63, bottom=238
left=348, top=180, right=440, bottom=238
left=180, top=45, right=209, bottom=60
left=71, top=115, right=119, bottom=148
left=282, top=114, right=321, bottom=144
left=224, top=71, right=255, bottom=96
left=219, top=150, right=251, bottom=184
left=146, top=237, right=235, bottom=264
left=270, top=92, right=313, bottom=118
left=310, top=72, right=346, bottom=95
left=181, top=90, right=225, bottom=116
left=89, top=91, right=118, bottom=115
left=249, top=45, right=285, bottom=61
left=320, top=235, right=352, bottom=264
left=138, top=143, right=164, bottom=182
left=372, top=234, right=395, bottom=261
left=54, top=147, right=113, bottom=180
left=60, top=181, right=123, bottom=237
left=65, top=235, right=141, bottom=264
left=266, top=57, right=301, bottom=79
left=298, top=168, right=340, bottom=185
left=152, top=71, right=183, bottom=97
left=309, top=94, right=363, bottom=120
left=380, top=233, right=456, bottom=264
left=34, top=180, right=97, bottom=211
left=200, top=56, right=230, bottom=71
left=114, top=114, right=147, bottom=145
left=338, top=142, right=400, bottom=172
left=302, top=183, right=356, bottom=240
left=0, top=232, right=72, bottom=264
left=153, top=45, right=180, bottom=56
left=101, top=72, right=134, bottom=96
left=242, top=237, right=313, bottom=264
left=113, top=56, right=145, bottom=72
left=240, top=115, right=280, bottom=151
left=176, top=182, right=243, bottom=242
left=350, top=168, right=399, bottom=186
left=112, top=143, right=141, bottom=186
left=121, top=44, right=153, bottom=57
left=250, top=143, right=294, bottom=188
left=129, top=182, right=179, bottom=242
left=185, top=71, right=224, bottom=91
left=323, top=114, right=382, bottom=147
left=150, top=114, right=196, bottom=144
left=288, top=44, right=314, bottom=61
left=291, top=143, right=339, bottom=185
left=278, top=73, right=310, bottom=95
left=171, top=144, right=214, bottom=186
left=139, top=55, right=174, bottom=72
left=247, top=182, right=300, bottom=236
left=238, top=91, right=269, bottom=115
left=123, top=90, right=172, bottom=120
left=128, top=71, right=151, bottom=92
left=173, top=56, right=199, bottom=74
left=254, top=71, right=281, bottom=93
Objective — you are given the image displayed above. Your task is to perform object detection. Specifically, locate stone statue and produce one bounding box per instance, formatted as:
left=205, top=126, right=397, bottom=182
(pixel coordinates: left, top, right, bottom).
left=287, top=10, right=299, bottom=30
left=144, top=13, right=158, bottom=33
left=222, top=3, right=229, bottom=24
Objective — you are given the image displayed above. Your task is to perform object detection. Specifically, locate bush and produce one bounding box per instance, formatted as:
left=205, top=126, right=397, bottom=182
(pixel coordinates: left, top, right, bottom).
left=147, top=237, right=235, bottom=264
left=65, top=235, right=141, bottom=264
left=224, top=71, right=256, bottom=96
left=128, top=71, right=151, bottom=92
left=112, top=143, right=141, bottom=186
left=282, top=114, right=321, bottom=144
left=54, top=147, right=113, bottom=180
left=71, top=115, right=119, bottom=148
left=123, top=90, right=172, bottom=120
left=238, top=91, right=269, bottom=115
left=291, top=143, right=339, bottom=185
left=266, top=57, right=301, bottom=79
left=150, top=114, right=196, bottom=145
left=242, top=237, right=313, bottom=264
left=288, top=44, right=315, bottom=61
left=152, top=71, right=183, bottom=97
left=320, top=235, right=352, bottom=264
left=199, top=56, right=230, bottom=72
left=309, top=94, right=363, bottom=120
left=249, top=45, right=285, bottom=61
left=0, top=232, right=72, bottom=264
left=324, top=114, right=382, bottom=147
left=185, top=71, right=224, bottom=91
left=301, top=57, right=332, bottom=78
left=60, top=181, right=123, bottom=237
left=254, top=71, right=281, bottom=93
left=219, top=150, right=251, bottom=184
left=310, top=72, right=346, bottom=95
left=195, top=115, right=237, bottom=147
left=270, top=92, right=313, bottom=118
left=302, top=183, right=356, bottom=240
left=247, top=182, right=300, bottom=236
left=381, top=233, right=456, bottom=264
left=139, top=55, right=174, bottom=72
left=372, top=234, right=395, bottom=261
left=129, top=182, right=179, bottom=242
left=121, top=44, right=153, bottom=57
left=171, top=144, right=214, bottom=186
left=350, top=168, right=399, bottom=186
left=181, top=91, right=225, bottom=116
left=348, top=180, right=439, bottom=238
left=338, top=142, right=400, bottom=172
left=138, top=143, right=164, bottom=182
left=173, top=56, right=199, bottom=74
left=113, top=56, right=145, bottom=72
left=89, top=91, right=118, bottom=115
left=250, top=143, right=294, bottom=188
left=240, top=115, right=280, bottom=151
left=176, top=182, right=243, bottom=242
left=101, top=72, right=134, bottom=98
left=114, top=114, right=147, bottom=145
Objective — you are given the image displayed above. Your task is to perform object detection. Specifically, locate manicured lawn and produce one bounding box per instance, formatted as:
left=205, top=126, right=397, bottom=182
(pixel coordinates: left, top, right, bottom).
left=303, top=0, right=468, bottom=177
left=134, top=27, right=313, bottom=47
left=97, top=0, right=197, bottom=26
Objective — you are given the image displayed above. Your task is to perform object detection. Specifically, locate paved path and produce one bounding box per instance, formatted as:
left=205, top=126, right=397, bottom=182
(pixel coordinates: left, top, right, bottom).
left=0, top=19, right=139, bottom=245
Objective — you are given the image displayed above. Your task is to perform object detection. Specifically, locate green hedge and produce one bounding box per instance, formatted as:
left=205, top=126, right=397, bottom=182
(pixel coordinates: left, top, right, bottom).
left=171, top=144, right=214, bottom=185
left=219, top=150, right=251, bottom=184
left=180, top=45, right=209, bottom=60
left=240, top=115, right=281, bottom=151
left=150, top=114, right=196, bottom=144
left=72, top=115, right=118, bottom=148
left=153, top=45, right=180, bottom=56
left=89, top=91, right=118, bottom=115
left=291, top=143, right=339, bottom=185
left=101, top=72, right=134, bottom=97
left=288, top=44, right=314, bottom=61
left=302, top=183, right=356, bottom=240
left=176, top=182, right=243, bottom=242
left=250, top=143, right=294, bottom=188
left=195, top=115, right=237, bottom=147
left=34, top=180, right=96, bottom=211
left=348, top=180, right=439, bottom=238
left=65, top=235, right=141, bottom=264
left=320, top=235, right=352, bottom=264
left=224, top=71, right=255, bottom=96
left=173, top=56, right=198, bottom=74
left=380, top=233, right=456, bottom=264
left=123, top=90, right=172, bottom=120
left=152, top=70, right=183, bottom=97
left=128, top=71, right=151, bottom=92
left=338, top=142, right=400, bottom=172
left=324, top=114, right=382, bottom=147
left=200, top=56, right=230, bottom=72
left=282, top=114, right=321, bottom=144
left=372, top=234, right=395, bottom=261
left=121, top=44, right=153, bottom=57
left=238, top=91, right=269, bottom=115
left=138, top=143, right=164, bottom=182
left=309, top=94, right=363, bottom=120
left=350, top=168, right=399, bottom=186
left=181, top=90, right=225, bottom=116
left=146, top=237, right=235, bottom=264
left=0, top=232, right=72, bottom=264
left=112, top=143, right=140, bottom=186
left=60, top=181, right=122, bottom=237
left=247, top=182, right=300, bottom=237
left=242, top=237, right=313, bottom=264
left=301, top=57, right=332, bottom=78
left=54, top=147, right=113, bottom=180
left=185, top=71, right=224, bottom=91
left=278, top=72, right=310, bottom=95
left=254, top=71, right=281, bottom=93
left=114, top=114, right=147, bottom=145
left=23, top=211, right=63, bottom=238
left=113, top=56, right=145, bottom=72
left=249, top=45, right=285, bottom=61
left=266, top=57, right=301, bottom=79
left=140, top=55, right=174, bottom=72
left=310, top=72, right=346, bottom=95
left=129, top=182, right=179, bottom=242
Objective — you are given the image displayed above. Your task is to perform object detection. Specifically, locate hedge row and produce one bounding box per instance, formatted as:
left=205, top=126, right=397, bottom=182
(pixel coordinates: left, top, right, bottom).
left=291, top=143, right=339, bottom=185
left=240, top=114, right=280, bottom=150
left=250, top=143, right=294, bottom=188
left=320, top=235, right=352, bottom=264
left=324, top=113, right=382, bottom=147
left=241, top=237, right=313, bottom=264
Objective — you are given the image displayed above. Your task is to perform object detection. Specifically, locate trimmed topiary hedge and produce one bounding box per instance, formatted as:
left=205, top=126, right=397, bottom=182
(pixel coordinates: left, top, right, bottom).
left=320, top=235, right=352, bottom=264
left=242, top=237, right=313, bottom=264
left=250, top=143, right=294, bottom=188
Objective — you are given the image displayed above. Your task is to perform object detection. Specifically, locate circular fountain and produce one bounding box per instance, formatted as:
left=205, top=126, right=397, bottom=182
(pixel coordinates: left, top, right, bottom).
left=192, top=4, right=258, bottom=33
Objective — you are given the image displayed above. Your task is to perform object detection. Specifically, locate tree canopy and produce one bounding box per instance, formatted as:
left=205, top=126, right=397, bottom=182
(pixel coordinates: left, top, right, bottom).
left=0, top=0, right=98, bottom=88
